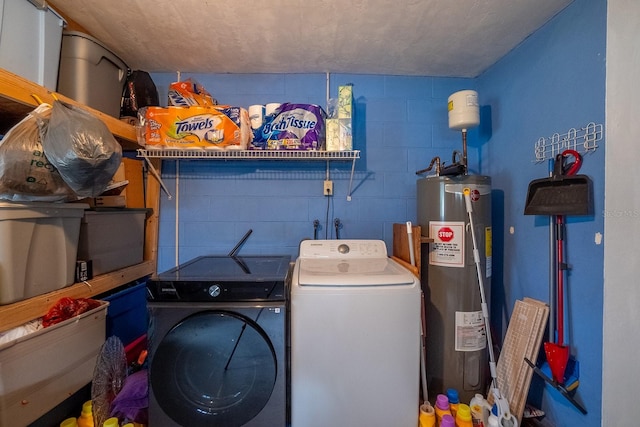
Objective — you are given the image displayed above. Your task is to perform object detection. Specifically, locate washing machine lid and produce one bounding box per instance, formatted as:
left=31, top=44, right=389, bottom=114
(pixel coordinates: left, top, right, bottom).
left=297, top=257, right=416, bottom=286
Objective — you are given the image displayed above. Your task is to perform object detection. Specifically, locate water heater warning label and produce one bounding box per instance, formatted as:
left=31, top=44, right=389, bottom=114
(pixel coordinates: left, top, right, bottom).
left=455, top=311, right=486, bottom=352
left=429, top=221, right=465, bottom=267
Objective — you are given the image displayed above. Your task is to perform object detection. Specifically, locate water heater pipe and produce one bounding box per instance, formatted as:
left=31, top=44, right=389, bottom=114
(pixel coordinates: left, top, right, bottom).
left=462, top=129, right=468, bottom=175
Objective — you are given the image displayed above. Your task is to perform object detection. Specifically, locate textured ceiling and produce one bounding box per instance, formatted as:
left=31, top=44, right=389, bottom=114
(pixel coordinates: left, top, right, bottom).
left=49, top=0, right=573, bottom=77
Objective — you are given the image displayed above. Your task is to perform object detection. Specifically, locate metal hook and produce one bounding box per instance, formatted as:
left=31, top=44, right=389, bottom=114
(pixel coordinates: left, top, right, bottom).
left=551, top=132, right=561, bottom=158
left=583, top=122, right=598, bottom=152
left=535, top=137, right=546, bottom=162
left=31, top=94, right=44, bottom=105
left=567, top=128, right=578, bottom=151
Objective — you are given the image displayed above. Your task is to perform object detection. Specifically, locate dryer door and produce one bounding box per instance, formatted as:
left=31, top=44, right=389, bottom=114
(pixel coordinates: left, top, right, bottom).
left=150, top=310, right=277, bottom=427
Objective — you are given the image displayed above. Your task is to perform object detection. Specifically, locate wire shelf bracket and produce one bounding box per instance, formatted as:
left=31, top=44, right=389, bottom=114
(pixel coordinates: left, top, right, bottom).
left=533, top=122, right=603, bottom=163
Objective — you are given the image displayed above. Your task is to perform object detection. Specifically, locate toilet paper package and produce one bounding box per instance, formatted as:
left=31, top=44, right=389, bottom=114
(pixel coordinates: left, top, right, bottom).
left=139, top=105, right=252, bottom=149
left=251, top=103, right=326, bottom=150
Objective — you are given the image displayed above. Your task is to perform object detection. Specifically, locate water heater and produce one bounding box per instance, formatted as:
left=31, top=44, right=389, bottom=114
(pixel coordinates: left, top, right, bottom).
left=417, top=174, right=491, bottom=403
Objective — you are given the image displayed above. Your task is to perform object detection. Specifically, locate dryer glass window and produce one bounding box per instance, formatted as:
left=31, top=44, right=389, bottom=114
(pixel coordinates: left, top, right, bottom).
left=151, top=310, right=277, bottom=427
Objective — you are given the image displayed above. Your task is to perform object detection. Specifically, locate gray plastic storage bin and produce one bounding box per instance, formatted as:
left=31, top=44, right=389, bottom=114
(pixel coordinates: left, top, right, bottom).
left=0, top=0, right=66, bottom=89
left=57, top=31, right=129, bottom=117
left=77, top=209, right=147, bottom=276
left=0, top=201, right=88, bottom=305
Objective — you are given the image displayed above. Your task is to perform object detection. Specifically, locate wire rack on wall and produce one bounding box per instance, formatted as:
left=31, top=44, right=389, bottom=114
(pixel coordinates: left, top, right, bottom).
left=137, top=148, right=360, bottom=160
left=533, top=122, right=603, bottom=163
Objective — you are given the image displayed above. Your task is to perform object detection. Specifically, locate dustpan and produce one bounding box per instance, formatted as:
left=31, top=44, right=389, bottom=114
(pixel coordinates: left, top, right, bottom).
left=524, top=152, right=593, bottom=216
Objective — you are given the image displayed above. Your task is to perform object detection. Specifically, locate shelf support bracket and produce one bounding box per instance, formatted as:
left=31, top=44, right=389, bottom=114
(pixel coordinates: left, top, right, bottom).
left=347, top=155, right=357, bottom=201
left=139, top=153, right=173, bottom=199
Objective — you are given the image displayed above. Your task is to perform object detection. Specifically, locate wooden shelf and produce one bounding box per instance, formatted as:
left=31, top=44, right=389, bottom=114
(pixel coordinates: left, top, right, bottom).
left=392, top=223, right=434, bottom=278
left=0, top=261, right=155, bottom=333
left=0, top=68, right=139, bottom=150
left=0, top=68, right=161, bottom=333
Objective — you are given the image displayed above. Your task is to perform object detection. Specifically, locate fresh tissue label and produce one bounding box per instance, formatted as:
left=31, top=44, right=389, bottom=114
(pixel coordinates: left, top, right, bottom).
left=263, top=110, right=318, bottom=133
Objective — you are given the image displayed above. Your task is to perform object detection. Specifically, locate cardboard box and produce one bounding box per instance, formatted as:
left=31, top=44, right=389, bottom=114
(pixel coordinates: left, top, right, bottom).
left=121, top=158, right=145, bottom=208
left=83, top=158, right=145, bottom=208
left=325, top=118, right=352, bottom=151
left=0, top=301, right=108, bottom=426
left=78, top=209, right=147, bottom=276
left=85, top=195, right=127, bottom=208
left=0, top=201, right=88, bottom=305
left=338, top=84, right=353, bottom=119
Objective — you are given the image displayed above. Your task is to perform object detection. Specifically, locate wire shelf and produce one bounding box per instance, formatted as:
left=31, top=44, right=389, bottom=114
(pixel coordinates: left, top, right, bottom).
left=136, top=148, right=361, bottom=201
left=137, top=148, right=360, bottom=160
left=533, top=122, right=603, bottom=163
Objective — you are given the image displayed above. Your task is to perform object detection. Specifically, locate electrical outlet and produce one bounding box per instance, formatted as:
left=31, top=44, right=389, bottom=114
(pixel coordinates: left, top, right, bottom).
left=323, top=180, right=333, bottom=196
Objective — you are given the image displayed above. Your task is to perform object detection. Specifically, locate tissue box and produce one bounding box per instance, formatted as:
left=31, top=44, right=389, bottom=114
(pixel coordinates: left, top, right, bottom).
left=338, top=85, right=353, bottom=119
left=325, top=118, right=352, bottom=151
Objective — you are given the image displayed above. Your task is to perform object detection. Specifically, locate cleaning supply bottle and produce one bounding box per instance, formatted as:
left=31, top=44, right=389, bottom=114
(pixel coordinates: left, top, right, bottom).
left=446, top=388, right=460, bottom=418
left=469, top=394, right=489, bottom=427
left=435, top=394, right=453, bottom=426
left=419, top=402, right=436, bottom=427
left=60, top=418, right=78, bottom=427
left=455, top=403, right=474, bottom=427
left=77, top=400, right=94, bottom=427
left=487, top=414, right=499, bottom=427
left=441, top=413, right=456, bottom=427
left=102, top=418, right=120, bottom=427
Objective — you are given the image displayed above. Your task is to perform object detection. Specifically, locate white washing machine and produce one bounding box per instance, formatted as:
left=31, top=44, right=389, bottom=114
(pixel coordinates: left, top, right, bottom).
left=290, top=240, right=421, bottom=427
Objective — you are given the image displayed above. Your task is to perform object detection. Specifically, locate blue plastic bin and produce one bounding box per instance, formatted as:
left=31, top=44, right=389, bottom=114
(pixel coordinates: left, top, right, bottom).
left=102, top=281, right=147, bottom=346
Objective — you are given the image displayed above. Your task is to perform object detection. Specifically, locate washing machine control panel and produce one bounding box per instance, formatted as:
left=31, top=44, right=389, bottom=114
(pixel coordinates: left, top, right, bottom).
left=299, top=239, right=388, bottom=259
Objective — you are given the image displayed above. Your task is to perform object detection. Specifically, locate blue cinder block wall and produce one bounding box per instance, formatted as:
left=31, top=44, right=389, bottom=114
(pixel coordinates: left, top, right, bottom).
left=151, top=73, right=477, bottom=267
left=150, top=0, right=606, bottom=425
left=476, top=0, right=606, bottom=425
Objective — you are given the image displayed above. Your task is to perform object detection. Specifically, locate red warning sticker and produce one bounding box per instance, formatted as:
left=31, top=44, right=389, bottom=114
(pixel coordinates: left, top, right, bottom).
left=429, top=221, right=465, bottom=267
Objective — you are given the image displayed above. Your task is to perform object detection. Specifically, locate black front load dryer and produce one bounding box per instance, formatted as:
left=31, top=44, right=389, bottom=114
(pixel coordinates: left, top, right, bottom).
left=147, top=255, right=290, bottom=427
